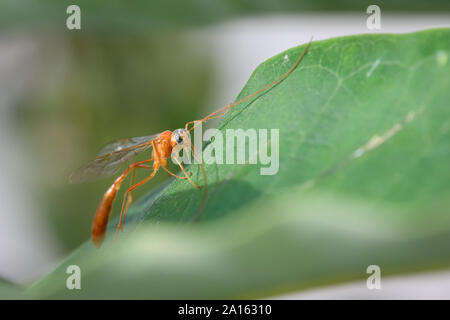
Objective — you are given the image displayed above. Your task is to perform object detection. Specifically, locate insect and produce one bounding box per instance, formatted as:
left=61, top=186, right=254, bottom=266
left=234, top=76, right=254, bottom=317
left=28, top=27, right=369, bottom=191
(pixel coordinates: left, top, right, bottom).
left=69, top=40, right=312, bottom=248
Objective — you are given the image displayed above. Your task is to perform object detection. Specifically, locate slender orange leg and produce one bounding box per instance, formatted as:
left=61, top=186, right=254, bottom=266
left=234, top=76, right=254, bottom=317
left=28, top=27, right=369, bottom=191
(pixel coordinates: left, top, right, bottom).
left=116, top=164, right=159, bottom=233
left=184, top=141, right=208, bottom=221
left=122, top=164, right=154, bottom=224
left=173, top=156, right=201, bottom=189
left=161, top=165, right=190, bottom=180
left=186, top=141, right=207, bottom=190
left=114, top=165, right=159, bottom=240
left=124, top=167, right=137, bottom=215
left=114, top=140, right=168, bottom=239
left=115, top=162, right=196, bottom=240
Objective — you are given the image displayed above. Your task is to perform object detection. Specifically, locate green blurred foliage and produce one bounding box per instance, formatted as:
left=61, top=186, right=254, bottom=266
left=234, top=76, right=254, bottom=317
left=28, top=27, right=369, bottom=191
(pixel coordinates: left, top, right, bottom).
left=0, top=278, right=23, bottom=299
left=1, top=0, right=449, bottom=33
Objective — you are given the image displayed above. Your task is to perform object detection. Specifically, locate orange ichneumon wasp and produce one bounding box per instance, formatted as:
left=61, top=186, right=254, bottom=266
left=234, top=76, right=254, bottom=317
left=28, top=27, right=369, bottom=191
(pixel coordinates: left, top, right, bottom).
left=69, top=39, right=312, bottom=248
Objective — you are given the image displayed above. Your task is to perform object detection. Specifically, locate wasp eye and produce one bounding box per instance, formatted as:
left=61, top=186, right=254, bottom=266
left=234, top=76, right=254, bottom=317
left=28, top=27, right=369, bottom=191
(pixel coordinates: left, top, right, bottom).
left=175, top=133, right=183, bottom=144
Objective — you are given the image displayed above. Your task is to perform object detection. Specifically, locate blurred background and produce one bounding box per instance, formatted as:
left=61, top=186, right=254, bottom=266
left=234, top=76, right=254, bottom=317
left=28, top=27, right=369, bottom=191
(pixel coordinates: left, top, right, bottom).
left=0, top=0, right=449, bottom=298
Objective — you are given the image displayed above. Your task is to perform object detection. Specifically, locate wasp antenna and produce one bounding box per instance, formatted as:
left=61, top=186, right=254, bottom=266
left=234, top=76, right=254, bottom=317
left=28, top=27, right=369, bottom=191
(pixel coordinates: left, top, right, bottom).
left=189, top=38, right=313, bottom=130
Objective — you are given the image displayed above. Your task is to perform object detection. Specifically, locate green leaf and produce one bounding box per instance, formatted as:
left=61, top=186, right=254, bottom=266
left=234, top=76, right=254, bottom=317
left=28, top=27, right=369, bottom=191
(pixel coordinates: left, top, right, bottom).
left=2, top=0, right=449, bottom=32
left=28, top=28, right=450, bottom=299
left=0, top=279, right=24, bottom=299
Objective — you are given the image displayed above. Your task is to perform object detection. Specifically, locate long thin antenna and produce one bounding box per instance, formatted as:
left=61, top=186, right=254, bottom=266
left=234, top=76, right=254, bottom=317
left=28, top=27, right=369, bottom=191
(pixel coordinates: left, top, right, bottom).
left=186, top=37, right=313, bottom=132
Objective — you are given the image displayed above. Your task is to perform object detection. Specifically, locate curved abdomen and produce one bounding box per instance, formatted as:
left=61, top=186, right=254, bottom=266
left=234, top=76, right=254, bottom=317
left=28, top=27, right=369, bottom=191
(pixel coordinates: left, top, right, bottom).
left=91, top=183, right=118, bottom=247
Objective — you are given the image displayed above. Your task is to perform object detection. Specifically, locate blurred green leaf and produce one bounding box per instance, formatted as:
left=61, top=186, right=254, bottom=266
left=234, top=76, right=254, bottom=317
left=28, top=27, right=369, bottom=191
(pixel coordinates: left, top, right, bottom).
left=0, top=279, right=23, bottom=299
left=28, top=28, right=450, bottom=298
left=1, top=0, right=450, bottom=32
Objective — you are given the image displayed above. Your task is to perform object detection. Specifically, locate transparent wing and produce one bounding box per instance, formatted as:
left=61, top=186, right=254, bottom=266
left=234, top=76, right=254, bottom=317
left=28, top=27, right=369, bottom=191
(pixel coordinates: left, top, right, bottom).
left=69, top=134, right=159, bottom=184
